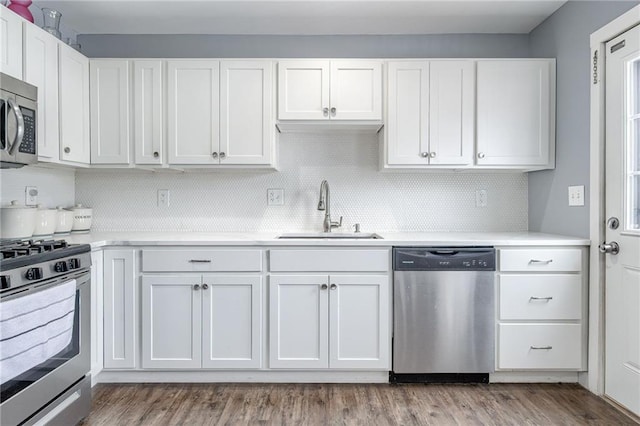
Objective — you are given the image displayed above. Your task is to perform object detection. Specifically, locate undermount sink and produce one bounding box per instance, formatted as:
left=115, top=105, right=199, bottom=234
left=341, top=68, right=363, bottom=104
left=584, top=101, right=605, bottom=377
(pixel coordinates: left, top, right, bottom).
left=277, top=232, right=383, bottom=240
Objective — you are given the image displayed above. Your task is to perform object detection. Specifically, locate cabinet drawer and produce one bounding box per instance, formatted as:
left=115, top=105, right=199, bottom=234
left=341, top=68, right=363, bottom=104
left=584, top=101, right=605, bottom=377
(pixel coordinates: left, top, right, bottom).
left=142, top=249, right=262, bottom=272
left=499, top=275, right=582, bottom=320
left=499, top=249, right=582, bottom=272
left=498, top=324, right=582, bottom=370
left=269, top=249, right=389, bottom=272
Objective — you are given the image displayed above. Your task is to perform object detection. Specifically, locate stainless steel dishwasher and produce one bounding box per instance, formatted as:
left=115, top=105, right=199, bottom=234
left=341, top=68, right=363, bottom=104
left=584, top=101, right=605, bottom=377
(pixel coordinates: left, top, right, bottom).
left=392, top=247, right=496, bottom=383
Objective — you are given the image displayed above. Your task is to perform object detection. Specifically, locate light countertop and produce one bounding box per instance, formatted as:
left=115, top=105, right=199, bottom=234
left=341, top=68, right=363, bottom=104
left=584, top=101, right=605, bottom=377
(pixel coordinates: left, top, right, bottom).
left=64, top=231, right=590, bottom=249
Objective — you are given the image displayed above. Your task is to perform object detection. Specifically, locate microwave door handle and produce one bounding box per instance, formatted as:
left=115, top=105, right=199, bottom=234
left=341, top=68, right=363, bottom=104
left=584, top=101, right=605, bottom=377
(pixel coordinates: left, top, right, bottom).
left=6, top=98, right=24, bottom=155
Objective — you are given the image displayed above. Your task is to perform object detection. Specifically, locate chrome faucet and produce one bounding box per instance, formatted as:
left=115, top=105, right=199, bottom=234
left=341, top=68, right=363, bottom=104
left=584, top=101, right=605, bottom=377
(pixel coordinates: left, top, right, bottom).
left=317, top=180, right=342, bottom=232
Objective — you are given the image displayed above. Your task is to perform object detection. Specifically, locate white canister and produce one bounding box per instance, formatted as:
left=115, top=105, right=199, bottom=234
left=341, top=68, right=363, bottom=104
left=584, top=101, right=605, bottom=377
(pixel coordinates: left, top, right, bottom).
left=71, top=204, right=93, bottom=232
left=54, top=206, right=74, bottom=234
left=0, top=200, right=37, bottom=239
left=33, top=205, right=58, bottom=237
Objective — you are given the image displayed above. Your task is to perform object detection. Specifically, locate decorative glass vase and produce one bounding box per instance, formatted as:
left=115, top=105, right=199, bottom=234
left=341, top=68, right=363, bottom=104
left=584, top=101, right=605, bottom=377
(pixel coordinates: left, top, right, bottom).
left=7, top=0, right=33, bottom=23
left=42, top=8, right=62, bottom=39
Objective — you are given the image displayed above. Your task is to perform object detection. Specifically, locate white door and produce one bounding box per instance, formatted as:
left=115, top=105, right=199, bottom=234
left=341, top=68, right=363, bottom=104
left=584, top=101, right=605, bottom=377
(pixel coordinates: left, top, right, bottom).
left=269, top=274, right=329, bottom=369
left=134, top=60, right=163, bottom=165
left=202, top=275, right=262, bottom=369
left=329, top=275, right=390, bottom=369
left=90, top=60, right=131, bottom=164
left=429, top=61, right=475, bottom=166
left=141, top=275, right=202, bottom=369
left=23, top=25, right=59, bottom=161
left=277, top=60, right=329, bottom=120
left=385, top=61, right=430, bottom=166
left=476, top=60, right=553, bottom=167
left=219, top=60, right=273, bottom=165
left=0, top=7, right=22, bottom=79
left=330, top=60, right=382, bottom=120
left=103, top=249, right=136, bottom=369
left=58, top=43, right=90, bottom=164
left=604, top=24, right=640, bottom=417
left=167, top=60, right=220, bottom=164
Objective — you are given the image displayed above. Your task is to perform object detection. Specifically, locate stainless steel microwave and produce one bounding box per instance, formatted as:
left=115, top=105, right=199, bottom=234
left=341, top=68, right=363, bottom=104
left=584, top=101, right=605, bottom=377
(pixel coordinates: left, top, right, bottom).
left=0, top=72, right=37, bottom=168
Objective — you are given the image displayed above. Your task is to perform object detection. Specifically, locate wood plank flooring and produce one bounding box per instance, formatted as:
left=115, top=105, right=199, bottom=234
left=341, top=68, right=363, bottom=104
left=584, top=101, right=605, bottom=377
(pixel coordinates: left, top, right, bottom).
left=81, top=383, right=638, bottom=426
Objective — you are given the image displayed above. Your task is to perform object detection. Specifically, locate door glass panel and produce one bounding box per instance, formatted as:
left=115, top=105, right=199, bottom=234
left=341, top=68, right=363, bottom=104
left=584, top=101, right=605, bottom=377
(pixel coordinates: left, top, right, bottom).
left=626, top=57, right=640, bottom=231
left=629, top=175, right=640, bottom=230
left=633, top=59, right=640, bottom=115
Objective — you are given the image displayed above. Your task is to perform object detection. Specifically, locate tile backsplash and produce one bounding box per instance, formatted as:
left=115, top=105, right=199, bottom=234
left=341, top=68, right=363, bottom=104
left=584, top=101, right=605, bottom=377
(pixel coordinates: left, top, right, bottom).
left=76, top=133, right=528, bottom=232
left=0, top=166, right=75, bottom=208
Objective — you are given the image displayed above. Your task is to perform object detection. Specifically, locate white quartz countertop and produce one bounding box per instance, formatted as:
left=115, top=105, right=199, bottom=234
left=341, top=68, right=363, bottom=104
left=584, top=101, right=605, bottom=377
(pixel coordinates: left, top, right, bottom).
left=64, top=231, right=590, bottom=249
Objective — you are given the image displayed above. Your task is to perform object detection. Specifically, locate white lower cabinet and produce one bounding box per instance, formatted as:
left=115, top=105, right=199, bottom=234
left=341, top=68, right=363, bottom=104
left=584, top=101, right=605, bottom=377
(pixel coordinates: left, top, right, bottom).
left=269, top=273, right=389, bottom=370
left=90, top=251, right=104, bottom=380
left=141, top=274, right=262, bottom=369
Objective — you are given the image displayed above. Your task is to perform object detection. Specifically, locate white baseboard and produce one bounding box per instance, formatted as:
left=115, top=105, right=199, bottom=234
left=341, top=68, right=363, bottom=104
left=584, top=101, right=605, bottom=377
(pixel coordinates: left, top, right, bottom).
left=490, top=371, right=579, bottom=383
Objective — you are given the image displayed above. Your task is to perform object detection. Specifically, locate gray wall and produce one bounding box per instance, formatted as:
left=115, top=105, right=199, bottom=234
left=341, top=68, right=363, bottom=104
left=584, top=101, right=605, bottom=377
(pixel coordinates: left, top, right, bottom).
left=528, top=1, right=638, bottom=238
left=78, top=34, right=529, bottom=58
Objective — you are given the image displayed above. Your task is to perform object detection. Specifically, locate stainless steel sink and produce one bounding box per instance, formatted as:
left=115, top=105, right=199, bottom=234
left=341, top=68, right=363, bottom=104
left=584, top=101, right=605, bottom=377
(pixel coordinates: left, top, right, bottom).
left=277, top=232, right=383, bottom=240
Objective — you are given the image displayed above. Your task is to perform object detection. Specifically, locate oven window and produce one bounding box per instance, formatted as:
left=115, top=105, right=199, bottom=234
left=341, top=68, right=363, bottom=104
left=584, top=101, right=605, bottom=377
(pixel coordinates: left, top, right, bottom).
left=0, top=290, right=80, bottom=402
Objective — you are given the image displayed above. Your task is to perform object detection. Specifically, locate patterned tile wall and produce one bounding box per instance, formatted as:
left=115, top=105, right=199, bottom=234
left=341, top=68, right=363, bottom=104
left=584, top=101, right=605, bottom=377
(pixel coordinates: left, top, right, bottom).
left=76, top=133, right=528, bottom=232
left=1, top=166, right=75, bottom=208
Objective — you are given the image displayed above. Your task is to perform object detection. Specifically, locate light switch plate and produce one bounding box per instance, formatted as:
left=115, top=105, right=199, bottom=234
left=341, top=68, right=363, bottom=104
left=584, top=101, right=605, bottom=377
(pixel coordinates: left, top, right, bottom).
left=267, top=189, right=284, bottom=206
left=568, top=185, right=584, bottom=206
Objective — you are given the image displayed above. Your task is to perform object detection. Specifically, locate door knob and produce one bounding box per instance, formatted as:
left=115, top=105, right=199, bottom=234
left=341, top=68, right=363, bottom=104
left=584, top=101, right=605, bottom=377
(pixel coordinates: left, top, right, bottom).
left=202, top=284, right=209, bottom=290
left=330, top=107, right=336, bottom=116
left=607, top=217, right=620, bottom=230
left=429, top=152, right=436, bottom=158
left=212, top=152, right=218, bottom=159
left=323, top=107, right=329, bottom=116
left=421, top=152, right=429, bottom=158
left=320, top=284, right=328, bottom=290
left=153, top=151, right=159, bottom=158
left=219, top=152, right=226, bottom=159
left=599, top=241, right=620, bottom=255
left=330, top=283, right=337, bottom=290
left=193, top=284, right=201, bottom=290
left=477, top=152, right=485, bottom=159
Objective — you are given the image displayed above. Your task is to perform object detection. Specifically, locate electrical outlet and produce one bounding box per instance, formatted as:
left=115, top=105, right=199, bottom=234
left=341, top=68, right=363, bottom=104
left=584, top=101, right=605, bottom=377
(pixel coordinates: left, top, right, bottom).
left=157, top=189, right=170, bottom=208
left=475, top=189, right=488, bottom=207
left=25, top=186, right=38, bottom=206
left=267, top=189, right=284, bottom=206
left=568, top=185, right=584, bottom=206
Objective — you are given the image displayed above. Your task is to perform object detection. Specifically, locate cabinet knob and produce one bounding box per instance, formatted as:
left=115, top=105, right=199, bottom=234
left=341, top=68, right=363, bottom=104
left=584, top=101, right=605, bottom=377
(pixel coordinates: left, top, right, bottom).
left=219, top=152, right=226, bottom=159
left=320, top=284, right=328, bottom=290
left=153, top=151, right=159, bottom=158
left=202, top=284, right=209, bottom=290
left=477, top=152, right=485, bottom=159
left=429, top=152, right=436, bottom=158
left=64, top=147, right=71, bottom=154
left=330, top=283, right=337, bottom=290
left=420, top=152, right=429, bottom=158
left=212, top=152, right=218, bottom=159
left=193, top=284, right=201, bottom=290
left=323, top=107, right=329, bottom=116
left=330, top=107, right=336, bottom=116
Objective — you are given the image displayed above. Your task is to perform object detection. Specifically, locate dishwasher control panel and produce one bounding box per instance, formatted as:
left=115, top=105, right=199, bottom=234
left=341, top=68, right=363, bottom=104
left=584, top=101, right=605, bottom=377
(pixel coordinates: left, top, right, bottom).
left=393, top=247, right=495, bottom=271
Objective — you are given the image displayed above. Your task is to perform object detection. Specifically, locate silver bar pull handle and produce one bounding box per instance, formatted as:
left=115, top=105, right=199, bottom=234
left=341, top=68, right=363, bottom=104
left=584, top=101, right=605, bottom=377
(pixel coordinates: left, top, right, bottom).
left=7, top=98, right=24, bottom=155
left=530, top=346, right=553, bottom=350
left=530, top=296, right=553, bottom=301
left=189, top=259, right=212, bottom=263
left=529, top=259, right=553, bottom=264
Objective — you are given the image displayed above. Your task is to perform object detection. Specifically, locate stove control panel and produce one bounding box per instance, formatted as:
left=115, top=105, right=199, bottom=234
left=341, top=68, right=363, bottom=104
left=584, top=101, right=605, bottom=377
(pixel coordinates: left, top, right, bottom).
left=54, top=261, right=68, bottom=273
left=25, top=267, right=43, bottom=280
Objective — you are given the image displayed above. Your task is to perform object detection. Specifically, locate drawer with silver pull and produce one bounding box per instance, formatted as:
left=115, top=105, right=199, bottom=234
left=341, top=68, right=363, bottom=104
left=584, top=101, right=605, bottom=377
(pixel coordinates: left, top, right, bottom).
left=499, top=275, right=582, bottom=320
left=142, top=249, right=262, bottom=272
left=499, top=249, right=582, bottom=272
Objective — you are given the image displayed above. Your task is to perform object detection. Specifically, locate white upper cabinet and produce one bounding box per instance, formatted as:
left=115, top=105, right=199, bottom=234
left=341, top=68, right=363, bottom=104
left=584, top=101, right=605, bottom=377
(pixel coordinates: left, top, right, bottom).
left=385, top=60, right=474, bottom=167
left=90, top=60, right=131, bottom=164
left=277, top=60, right=382, bottom=121
left=133, top=60, right=163, bottom=165
left=23, top=24, right=59, bottom=161
left=0, top=6, right=23, bottom=79
left=476, top=59, right=555, bottom=168
left=219, top=60, right=273, bottom=165
left=167, top=60, right=220, bottom=165
left=58, top=43, right=90, bottom=164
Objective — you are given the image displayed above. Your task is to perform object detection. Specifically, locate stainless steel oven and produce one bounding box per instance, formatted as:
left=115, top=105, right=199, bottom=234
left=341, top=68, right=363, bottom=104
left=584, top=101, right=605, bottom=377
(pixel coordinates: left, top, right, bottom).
left=0, top=240, right=91, bottom=425
left=0, top=72, right=38, bottom=169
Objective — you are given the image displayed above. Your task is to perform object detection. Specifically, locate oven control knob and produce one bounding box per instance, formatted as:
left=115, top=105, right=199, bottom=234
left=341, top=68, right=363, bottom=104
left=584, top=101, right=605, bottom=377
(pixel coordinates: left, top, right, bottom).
left=25, top=267, right=43, bottom=280
left=68, top=258, right=81, bottom=269
left=54, top=261, right=68, bottom=273
left=0, top=275, right=10, bottom=289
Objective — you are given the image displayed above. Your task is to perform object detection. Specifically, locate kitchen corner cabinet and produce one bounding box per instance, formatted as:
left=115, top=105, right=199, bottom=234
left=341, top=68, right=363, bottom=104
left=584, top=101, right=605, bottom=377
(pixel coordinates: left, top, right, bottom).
left=134, top=60, right=164, bottom=165
left=385, top=60, right=474, bottom=167
left=476, top=60, right=555, bottom=168
left=278, top=60, right=382, bottom=120
left=59, top=43, right=90, bottom=164
left=103, top=249, right=137, bottom=369
left=90, top=60, right=131, bottom=164
left=0, top=6, right=23, bottom=79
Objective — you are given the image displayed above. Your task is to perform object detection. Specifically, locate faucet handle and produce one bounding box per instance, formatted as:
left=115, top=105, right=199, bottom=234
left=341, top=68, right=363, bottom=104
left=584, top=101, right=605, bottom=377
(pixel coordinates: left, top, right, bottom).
left=331, top=216, right=343, bottom=229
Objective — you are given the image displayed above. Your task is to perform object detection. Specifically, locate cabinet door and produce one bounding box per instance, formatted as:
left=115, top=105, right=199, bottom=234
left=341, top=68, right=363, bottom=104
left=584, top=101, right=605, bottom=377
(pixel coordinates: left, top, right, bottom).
left=329, top=275, right=390, bottom=369
left=103, top=249, right=136, bottom=369
left=59, top=43, right=90, bottom=164
left=429, top=61, right=474, bottom=165
left=269, top=274, right=329, bottom=369
left=476, top=60, right=554, bottom=166
left=141, top=275, right=202, bottom=369
left=277, top=60, right=329, bottom=120
left=386, top=61, right=429, bottom=165
left=202, top=275, right=262, bottom=369
left=220, top=60, right=273, bottom=165
left=167, top=60, right=219, bottom=164
left=90, top=60, right=131, bottom=164
left=134, top=60, right=163, bottom=165
left=330, top=60, right=382, bottom=120
left=90, top=251, right=104, bottom=380
left=23, top=24, right=59, bottom=161
left=0, top=7, right=22, bottom=79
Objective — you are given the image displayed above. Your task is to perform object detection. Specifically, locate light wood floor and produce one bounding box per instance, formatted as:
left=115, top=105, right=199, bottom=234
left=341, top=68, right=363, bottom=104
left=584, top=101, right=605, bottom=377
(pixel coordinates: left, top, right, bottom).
left=81, top=383, right=638, bottom=425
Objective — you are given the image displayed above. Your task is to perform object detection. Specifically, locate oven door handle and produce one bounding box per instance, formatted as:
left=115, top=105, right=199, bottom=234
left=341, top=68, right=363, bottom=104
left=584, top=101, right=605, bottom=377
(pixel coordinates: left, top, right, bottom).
left=6, top=98, right=24, bottom=155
